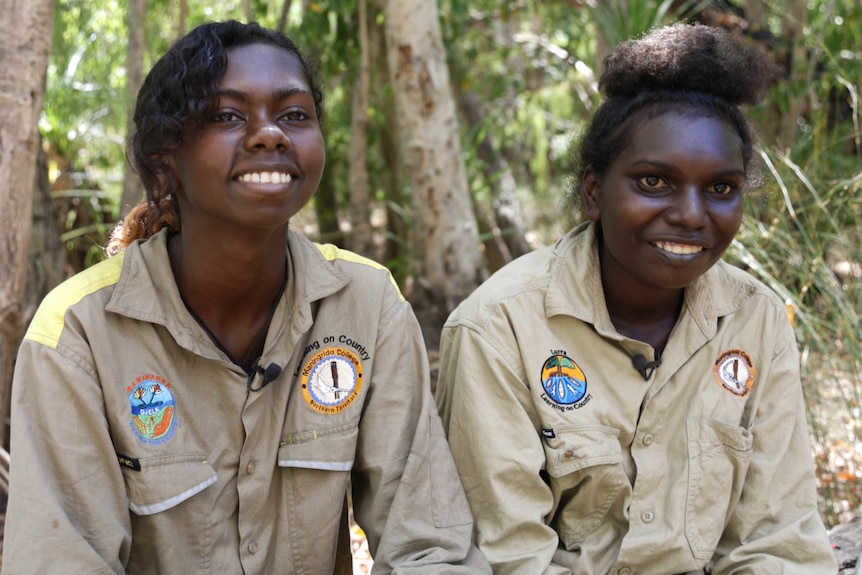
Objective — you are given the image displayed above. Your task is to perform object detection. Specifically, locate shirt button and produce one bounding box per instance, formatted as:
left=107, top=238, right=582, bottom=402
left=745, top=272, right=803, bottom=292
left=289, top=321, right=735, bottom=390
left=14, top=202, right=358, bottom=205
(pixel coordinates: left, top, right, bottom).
left=642, top=511, right=655, bottom=523
left=642, top=433, right=654, bottom=446
left=617, top=567, right=631, bottom=575
left=248, top=540, right=259, bottom=554
left=246, top=460, right=256, bottom=474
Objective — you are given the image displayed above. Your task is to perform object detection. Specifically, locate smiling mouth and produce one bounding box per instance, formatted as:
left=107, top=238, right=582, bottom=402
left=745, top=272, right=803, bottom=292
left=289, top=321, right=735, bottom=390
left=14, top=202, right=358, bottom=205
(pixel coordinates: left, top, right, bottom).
left=654, top=241, right=703, bottom=255
left=236, top=171, right=293, bottom=184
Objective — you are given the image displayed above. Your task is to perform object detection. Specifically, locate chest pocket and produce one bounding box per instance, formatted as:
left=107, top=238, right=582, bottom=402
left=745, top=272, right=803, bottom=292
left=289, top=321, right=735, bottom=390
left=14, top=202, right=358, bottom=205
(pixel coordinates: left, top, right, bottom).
left=122, top=453, right=218, bottom=572
left=278, top=420, right=359, bottom=472
left=685, top=417, right=753, bottom=560
left=542, top=424, right=629, bottom=546
left=122, top=453, right=217, bottom=516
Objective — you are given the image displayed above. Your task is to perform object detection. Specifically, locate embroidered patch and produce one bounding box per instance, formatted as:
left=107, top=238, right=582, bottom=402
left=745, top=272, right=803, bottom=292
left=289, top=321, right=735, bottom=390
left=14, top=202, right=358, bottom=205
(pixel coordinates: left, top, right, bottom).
left=128, top=375, right=177, bottom=445
left=714, top=349, right=755, bottom=397
left=301, top=347, right=364, bottom=414
left=540, top=354, right=588, bottom=406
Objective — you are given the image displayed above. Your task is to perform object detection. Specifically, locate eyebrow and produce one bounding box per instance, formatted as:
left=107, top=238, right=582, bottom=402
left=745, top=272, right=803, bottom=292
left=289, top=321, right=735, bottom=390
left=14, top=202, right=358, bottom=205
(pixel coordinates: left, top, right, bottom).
left=635, top=159, right=745, bottom=178
left=214, top=86, right=313, bottom=102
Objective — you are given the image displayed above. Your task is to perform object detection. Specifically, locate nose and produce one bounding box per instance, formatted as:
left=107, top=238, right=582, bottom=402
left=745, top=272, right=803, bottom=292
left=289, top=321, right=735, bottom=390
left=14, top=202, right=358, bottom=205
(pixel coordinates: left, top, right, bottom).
left=246, top=117, right=289, bottom=151
left=667, top=186, right=708, bottom=229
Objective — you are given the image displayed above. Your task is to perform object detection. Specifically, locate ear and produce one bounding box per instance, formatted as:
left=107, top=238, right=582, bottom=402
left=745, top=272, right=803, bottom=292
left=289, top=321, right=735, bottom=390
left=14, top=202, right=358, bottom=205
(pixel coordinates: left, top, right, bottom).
left=581, top=166, right=602, bottom=222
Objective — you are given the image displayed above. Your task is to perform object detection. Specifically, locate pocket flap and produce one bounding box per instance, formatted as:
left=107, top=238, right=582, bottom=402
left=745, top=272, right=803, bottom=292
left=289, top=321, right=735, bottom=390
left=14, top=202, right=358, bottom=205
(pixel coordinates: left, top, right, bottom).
left=123, top=453, right=217, bottom=516
left=278, top=421, right=358, bottom=471
left=543, top=424, right=622, bottom=478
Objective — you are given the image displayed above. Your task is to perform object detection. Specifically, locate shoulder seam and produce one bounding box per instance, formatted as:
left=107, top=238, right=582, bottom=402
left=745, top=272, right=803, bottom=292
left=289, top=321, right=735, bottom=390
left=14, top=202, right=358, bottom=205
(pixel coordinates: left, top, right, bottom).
left=314, top=243, right=403, bottom=301
left=25, top=255, right=124, bottom=349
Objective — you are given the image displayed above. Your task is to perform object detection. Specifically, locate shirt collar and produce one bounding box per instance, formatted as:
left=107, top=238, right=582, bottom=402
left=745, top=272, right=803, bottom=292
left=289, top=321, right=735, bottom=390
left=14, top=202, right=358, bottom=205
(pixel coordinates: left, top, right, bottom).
left=544, top=221, right=756, bottom=340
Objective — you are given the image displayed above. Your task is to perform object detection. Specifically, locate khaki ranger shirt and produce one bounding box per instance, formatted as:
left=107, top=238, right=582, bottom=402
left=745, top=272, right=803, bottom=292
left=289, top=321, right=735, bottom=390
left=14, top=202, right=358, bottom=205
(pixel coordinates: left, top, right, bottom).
left=436, top=222, right=835, bottom=575
left=5, top=229, right=489, bottom=575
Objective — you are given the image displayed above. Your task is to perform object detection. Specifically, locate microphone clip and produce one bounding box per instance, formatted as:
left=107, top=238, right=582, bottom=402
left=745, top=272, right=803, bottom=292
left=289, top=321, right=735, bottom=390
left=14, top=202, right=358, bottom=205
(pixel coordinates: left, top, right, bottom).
left=632, top=352, right=661, bottom=381
left=246, top=360, right=283, bottom=392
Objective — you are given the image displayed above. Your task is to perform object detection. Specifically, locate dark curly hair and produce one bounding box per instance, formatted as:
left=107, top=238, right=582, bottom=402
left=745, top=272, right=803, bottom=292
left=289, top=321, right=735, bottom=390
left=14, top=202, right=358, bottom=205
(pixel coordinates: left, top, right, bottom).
left=569, top=23, right=779, bottom=208
left=108, top=20, right=324, bottom=254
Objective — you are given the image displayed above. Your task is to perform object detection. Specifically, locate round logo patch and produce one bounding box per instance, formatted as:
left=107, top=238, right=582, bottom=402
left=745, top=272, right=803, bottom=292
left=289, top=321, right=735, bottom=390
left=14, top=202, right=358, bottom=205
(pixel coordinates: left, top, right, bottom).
left=301, top=347, right=364, bottom=414
left=714, top=349, right=755, bottom=397
left=541, top=354, right=587, bottom=405
left=128, top=378, right=177, bottom=445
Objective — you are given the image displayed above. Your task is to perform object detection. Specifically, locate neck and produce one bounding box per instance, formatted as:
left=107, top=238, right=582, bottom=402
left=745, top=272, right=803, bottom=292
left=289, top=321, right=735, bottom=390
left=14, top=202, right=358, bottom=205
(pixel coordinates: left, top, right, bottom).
left=168, top=232, right=289, bottom=369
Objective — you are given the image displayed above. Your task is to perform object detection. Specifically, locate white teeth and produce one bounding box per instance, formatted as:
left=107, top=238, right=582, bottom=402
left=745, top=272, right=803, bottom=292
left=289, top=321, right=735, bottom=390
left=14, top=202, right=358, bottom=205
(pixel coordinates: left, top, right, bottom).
left=656, top=241, right=702, bottom=255
left=238, top=172, right=292, bottom=184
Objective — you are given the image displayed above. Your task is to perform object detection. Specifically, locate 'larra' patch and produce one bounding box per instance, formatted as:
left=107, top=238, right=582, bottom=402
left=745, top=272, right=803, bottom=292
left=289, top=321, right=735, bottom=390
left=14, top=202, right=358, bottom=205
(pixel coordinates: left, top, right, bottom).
left=714, top=349, right=755, bottom=397
left=540, top=354, right=588, bottom=406
left=301, top=347, right=364, bottom=414
left=128, top=375, right=178, bottom=445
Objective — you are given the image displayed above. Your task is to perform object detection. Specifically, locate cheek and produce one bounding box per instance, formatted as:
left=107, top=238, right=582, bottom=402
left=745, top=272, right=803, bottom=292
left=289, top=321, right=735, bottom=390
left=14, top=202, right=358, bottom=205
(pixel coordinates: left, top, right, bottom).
left=715, top=201, right=744, bottom=236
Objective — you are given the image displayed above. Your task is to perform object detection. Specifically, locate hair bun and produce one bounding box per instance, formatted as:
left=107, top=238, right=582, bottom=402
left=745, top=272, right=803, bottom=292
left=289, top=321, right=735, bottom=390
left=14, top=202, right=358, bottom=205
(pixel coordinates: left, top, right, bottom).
left=600, top=23, right=779, bottom=107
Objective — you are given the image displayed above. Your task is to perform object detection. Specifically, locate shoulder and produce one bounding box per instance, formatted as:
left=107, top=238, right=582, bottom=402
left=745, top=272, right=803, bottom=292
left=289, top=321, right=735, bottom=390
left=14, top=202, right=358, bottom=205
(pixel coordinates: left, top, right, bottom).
left=287, top=232, right=405, bottom=310
left=708, top=260, right=796, bottom=352
left=25, top=254, right=125, bottom=350
left=313, top=242, right=404, bottom=299
left=447, top=243, right=556, bottom=329
left=448, top=224, right=593, bottom=329
left=712, top=259, right=788, bottom=313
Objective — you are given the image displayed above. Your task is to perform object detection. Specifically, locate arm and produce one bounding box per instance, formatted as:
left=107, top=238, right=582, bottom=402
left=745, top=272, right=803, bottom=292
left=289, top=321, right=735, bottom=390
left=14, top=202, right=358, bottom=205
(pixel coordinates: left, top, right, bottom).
left=3, top=340, right=132, bottom=574
left=710, top=320, right=835, bottom=574
left=350, top=296, right=490, bottom=574
left=436, top=321, right=572, bottom=575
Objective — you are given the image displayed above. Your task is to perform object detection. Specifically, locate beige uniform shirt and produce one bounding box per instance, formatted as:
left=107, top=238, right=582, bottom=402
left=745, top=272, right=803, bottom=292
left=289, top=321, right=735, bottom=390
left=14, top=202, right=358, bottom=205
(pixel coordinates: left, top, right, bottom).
left=436, top=222, right=834, bottom=575
left=5, top=229, right=489, bottom=574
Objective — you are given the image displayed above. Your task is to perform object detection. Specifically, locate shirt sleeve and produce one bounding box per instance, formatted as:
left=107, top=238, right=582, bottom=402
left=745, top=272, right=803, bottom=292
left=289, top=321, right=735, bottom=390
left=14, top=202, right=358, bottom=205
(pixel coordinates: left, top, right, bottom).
left=3, top=340, right=132, bottom=574
left=349, top=292, right=491, bottom=574
left=436, top=320, right=573, bottom=575
left=709, top=318, right=836, bottom=574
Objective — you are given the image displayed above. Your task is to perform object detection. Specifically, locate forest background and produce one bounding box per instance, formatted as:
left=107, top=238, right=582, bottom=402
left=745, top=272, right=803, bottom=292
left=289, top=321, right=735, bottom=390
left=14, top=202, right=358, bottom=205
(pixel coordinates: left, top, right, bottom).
left=0, top=0, right=860, bottom=547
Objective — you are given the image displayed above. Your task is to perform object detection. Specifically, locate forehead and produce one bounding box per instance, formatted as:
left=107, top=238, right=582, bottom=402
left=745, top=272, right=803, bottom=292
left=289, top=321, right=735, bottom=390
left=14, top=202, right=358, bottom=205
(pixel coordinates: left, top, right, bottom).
left=621, top=111, right=744, bottom=167
left=221, top=43, right=310, bottom=91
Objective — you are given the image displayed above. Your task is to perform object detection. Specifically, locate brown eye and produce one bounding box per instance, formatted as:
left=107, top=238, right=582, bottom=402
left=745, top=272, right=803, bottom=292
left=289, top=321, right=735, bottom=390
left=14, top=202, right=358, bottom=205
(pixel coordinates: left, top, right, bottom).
left=710, top=182, right=735, bottom=196
left=210, top=111, right=243, bottom=123
left=639, top=175, right=668, bottom=189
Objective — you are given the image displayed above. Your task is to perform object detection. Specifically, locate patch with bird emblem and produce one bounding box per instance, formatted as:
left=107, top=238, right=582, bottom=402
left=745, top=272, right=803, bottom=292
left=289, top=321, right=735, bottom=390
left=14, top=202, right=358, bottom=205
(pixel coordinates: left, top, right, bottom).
left=301, top=347, right=364, bottom=414
left=714, top=349, right=755, bottom=397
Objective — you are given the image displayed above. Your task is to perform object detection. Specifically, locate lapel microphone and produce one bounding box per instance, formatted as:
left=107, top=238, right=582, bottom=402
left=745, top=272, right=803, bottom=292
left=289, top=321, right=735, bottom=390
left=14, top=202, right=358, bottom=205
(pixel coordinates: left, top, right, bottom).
left=246, top=361, right=283, bottom=392
left=632, top=352, right=661, bottom=381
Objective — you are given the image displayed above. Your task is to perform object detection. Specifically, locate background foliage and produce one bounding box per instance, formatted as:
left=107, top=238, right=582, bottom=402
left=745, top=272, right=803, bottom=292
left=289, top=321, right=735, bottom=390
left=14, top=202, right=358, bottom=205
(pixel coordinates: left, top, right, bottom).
left=41, top=0, right=862, bottom=528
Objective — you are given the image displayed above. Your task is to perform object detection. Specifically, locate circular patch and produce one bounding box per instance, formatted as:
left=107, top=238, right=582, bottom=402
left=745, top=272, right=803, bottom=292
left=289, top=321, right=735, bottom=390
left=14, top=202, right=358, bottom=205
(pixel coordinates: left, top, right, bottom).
left=540, top=354, right=587, bottom=405
left=129, top=379, right=177, bottom=445
left=301, top=347, right=364, bottom=414
left=714, top=349, right=755, bottom=397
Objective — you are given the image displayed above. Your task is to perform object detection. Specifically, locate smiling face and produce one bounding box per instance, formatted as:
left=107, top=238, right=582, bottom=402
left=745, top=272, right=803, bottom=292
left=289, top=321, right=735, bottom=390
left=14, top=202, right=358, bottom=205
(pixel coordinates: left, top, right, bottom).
left=581, top=109, right=745, bottom=294
left=169, top=42, right=325, bottom=233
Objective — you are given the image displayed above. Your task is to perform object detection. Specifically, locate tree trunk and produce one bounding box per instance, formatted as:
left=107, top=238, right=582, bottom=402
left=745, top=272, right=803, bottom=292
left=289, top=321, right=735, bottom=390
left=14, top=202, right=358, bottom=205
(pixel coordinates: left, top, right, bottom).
left=119, top=0, right=147, bottom=216
left=776, top=0, right=809, bottom=148
left=382, top=0, right=482, bottom=347
left=369, top=8, right=410, bottom=286
left=27, top=145, right=66, bottom=318
left=347, top=0, right=374, bottom=257
left=277, top=0, right=294, bottom=33
left=454, top=84, right=532, bottom=270
left=177, top=0, right=188, bottom=40
left=0, top=0, right=55, bottom=449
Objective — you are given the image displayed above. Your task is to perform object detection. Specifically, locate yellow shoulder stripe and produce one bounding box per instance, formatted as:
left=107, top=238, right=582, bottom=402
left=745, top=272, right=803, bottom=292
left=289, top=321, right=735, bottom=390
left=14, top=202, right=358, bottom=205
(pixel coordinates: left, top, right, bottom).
left=25, top=254, right=125, bottom=349
left=314, top=243, right=404, bottom=301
